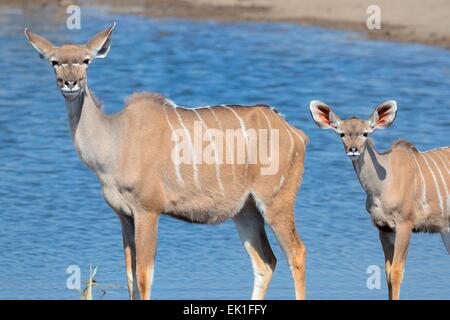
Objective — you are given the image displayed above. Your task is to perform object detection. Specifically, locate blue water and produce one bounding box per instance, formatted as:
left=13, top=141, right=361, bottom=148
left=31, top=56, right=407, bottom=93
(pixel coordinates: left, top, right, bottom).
left=0, top=7, right=449, bottom=299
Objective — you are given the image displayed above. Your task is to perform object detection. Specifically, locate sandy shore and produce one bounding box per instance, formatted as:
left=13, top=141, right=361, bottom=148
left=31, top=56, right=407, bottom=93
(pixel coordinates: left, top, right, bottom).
left=2, top=0, right=450, bottom=49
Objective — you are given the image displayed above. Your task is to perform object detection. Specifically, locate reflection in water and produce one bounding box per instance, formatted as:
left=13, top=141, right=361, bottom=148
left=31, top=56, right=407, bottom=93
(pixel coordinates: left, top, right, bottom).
left=0, top=8, right=449, bottom=299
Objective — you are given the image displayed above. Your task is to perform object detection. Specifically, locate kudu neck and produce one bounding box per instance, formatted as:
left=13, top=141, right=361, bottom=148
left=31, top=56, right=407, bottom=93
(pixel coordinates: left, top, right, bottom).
left=351, top=141, right=389, bottom=195
left=64, top=84, right=115, bottom=173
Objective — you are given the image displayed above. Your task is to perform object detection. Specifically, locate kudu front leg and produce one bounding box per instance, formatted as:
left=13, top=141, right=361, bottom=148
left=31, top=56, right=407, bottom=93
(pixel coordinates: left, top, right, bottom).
left=119, top=215, right=138, bottom=300
left=390, top=223, right=412, bottom=300
left=379, top=229, right=395, bottom=300
left=134, top=211, right=160, bottom=300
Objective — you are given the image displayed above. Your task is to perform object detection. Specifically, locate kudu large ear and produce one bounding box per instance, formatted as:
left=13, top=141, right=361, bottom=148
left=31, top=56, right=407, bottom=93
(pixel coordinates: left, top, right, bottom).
left=309, top=100, right=341, bottom=131
left=24, top=29, right=56, bottom=59
left=85, top=22, right=116, bottom=59
left=368, top=100, right=397, bottom=130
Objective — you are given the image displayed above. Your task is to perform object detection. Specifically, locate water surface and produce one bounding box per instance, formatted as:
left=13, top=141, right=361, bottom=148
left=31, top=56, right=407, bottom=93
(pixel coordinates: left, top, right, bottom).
left=0, top=7, right=449, bottom=299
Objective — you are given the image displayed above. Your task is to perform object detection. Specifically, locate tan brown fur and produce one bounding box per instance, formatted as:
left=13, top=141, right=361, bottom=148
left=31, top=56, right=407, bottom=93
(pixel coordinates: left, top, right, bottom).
left=310, top=100, right=449, bottom=300
left=25, top=24, right=308, bottom=300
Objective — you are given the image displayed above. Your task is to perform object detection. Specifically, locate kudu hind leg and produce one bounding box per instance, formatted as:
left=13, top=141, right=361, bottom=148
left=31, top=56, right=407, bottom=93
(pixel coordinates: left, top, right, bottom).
left=390, top=224, right=412, bottom=300
left=233, top=203, right=277, bottom=300
left=119, top=215, right=138, bottom=300
left=134, top=211, right=159, bottom=300
left=265, top=203, right=306, bottom=300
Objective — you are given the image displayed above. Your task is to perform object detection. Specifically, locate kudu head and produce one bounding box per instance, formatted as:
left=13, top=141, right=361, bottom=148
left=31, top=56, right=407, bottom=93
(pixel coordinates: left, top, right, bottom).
left=309, top=100, right=398, bottom=160
left=24, top=23, right=115, bottom=101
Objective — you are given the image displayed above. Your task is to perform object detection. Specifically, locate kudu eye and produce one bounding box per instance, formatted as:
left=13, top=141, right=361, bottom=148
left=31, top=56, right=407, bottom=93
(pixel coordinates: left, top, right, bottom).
left=363, top=132, right=369, bottom=137
left=82, top=59, right=91, bottom=65
left=340, top=133, right=345, bottom=138
left=50, top=60, right=60, bottom=67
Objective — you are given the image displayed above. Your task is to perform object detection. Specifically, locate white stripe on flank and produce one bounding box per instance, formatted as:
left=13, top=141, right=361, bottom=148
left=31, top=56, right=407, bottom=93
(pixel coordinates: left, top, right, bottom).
left=273, top=175, right=285, bottom=194
left=224, top=106, right=249, bottom=175
left=258, top=108, right=273, bottom=131
left=193, top=109, right=224, bottom=193
left=208, top=107, right=236, bottom=180
left=272, top=109, right=305, bottom=147
left=426, top=153, right=449, bottom=213
left=421, top=153, right=444, bottom=215
left=270, top=109, right=294, bottom=160
left=434, top=151, right=450, bottom=175
left=414, top=173, right=418, bottom=198
left=289, top=126, right=305, bottom=146
left=162, top=106, right=184, bottom=184
left=208, top=107, right=222, bottom=129
left=412, top=153, right=428, bottom=210
left=258, top=108, right=276, bottom=163
left=173, top=107, right=201, bottom=190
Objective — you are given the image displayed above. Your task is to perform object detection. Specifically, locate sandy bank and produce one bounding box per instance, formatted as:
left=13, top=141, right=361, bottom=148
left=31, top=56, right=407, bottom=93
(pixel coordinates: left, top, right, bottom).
left=2, top=0, right=449, bottom=49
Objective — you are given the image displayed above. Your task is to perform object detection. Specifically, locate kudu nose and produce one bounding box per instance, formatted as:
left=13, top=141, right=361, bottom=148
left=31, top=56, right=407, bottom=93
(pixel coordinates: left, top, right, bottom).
left=349, top=147, right=358, bottom=152
left=64, top=80, right=77, bottom=89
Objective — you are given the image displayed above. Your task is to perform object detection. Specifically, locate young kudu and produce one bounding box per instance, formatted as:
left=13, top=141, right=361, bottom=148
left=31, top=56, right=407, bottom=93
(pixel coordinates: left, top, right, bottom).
left=310, top=100, right=449, bottom=300
left=24, top=23, right=308, bottom=300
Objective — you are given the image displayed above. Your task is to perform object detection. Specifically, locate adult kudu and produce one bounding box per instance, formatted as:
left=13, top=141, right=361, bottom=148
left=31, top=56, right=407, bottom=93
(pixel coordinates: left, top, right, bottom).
left=24, top=23, right=308, bottom=299
left=310, top=100, right=449, bottom=300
